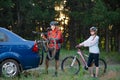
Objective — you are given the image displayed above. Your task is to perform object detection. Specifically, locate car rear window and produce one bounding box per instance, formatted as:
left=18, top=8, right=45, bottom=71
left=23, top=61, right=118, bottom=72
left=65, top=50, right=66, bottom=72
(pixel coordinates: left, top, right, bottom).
left=0, top=32, right=8, bottom=42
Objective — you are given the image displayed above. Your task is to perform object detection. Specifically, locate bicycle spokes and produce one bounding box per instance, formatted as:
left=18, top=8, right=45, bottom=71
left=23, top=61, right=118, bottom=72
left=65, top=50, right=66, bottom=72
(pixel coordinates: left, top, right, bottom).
left=92, top=59, right=107, bottom=77
left=98, top=59, right=107, bottom=76
left=61, top=56, right=80, bottom=75
left=47, top=38, right=56, bottom=60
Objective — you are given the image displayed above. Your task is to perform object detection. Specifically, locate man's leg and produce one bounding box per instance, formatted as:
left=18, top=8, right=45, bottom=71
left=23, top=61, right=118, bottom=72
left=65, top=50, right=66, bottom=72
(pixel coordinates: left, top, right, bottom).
left=45, top=58, right=49, bottom=74
left=55, top=60, right=59, bottom=71
left=54, top=49, right=60, bottom=76
left=55, top=60, right=59, bottom=75
left=45, top=50, right=52, bottom=74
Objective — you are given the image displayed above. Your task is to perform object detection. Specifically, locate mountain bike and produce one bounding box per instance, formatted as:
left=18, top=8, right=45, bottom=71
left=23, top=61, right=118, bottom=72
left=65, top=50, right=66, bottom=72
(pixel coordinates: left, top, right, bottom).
left=32, top=31, right=57, bottom=65
left=61, top=47, right=107, bottom=76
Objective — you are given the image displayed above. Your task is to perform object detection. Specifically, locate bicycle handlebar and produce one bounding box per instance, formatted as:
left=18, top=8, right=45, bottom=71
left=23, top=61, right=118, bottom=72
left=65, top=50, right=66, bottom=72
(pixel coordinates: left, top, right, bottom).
left=35, top=40, right=48, bottom=44
left=75, top=46, right=82, bottom=49
left=75, top=44, right=84, bottom=51
left=32, top=31, right=41, bottom=34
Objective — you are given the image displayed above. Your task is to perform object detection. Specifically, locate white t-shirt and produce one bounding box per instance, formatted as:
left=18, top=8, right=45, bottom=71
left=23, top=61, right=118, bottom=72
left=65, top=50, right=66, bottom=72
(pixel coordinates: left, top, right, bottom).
left=80, top=35, right=100, bottom=54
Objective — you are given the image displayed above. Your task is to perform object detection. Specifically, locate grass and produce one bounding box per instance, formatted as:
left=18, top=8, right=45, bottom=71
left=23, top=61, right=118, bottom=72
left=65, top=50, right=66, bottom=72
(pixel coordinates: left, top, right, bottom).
left=0, top=49, right=120, bottom=80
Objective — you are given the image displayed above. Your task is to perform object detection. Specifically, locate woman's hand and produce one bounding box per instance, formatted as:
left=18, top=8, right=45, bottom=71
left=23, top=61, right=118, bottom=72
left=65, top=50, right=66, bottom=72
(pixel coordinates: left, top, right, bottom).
left=75, top=44, right=83, bottom=48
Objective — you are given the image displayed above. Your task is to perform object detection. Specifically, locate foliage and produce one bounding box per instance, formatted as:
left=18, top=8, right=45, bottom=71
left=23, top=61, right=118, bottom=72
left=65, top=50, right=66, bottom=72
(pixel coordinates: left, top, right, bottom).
left=0, top=49, right=120, bottom=80
left=65, top=0, right=120, bottom=52
left=0, top=0, right=56, bottom=36
left=0, top=0, right=120, bottom=52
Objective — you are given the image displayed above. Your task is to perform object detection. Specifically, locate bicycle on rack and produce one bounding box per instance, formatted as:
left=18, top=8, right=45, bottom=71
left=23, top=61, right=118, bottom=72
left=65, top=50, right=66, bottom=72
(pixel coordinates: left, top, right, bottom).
left=61, top=47, right=107, bottom=76
left=32, top=31, right=57, bottom=65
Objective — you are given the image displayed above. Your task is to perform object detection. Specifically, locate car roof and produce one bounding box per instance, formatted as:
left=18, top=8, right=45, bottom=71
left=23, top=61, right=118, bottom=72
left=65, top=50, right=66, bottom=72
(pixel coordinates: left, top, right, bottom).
left=0, top=27, right=26, bottom=42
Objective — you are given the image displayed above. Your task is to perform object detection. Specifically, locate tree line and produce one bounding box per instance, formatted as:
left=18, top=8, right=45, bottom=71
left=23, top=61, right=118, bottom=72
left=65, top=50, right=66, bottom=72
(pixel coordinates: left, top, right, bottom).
left=0, top=0, right=120, bottom=52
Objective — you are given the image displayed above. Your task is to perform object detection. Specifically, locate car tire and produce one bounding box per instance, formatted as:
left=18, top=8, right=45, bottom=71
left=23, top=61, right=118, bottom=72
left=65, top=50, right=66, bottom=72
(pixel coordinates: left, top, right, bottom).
left=0, top=59, right=20, bottom=77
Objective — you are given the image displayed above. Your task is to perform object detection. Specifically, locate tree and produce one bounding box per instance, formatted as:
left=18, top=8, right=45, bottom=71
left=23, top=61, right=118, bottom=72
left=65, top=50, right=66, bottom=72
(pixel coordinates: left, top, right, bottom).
left=0, top=0, right=56, bottom=39
left=0, top=0, right=119, bottom=52
left=0, top=0, right=14, bottom=28
left=63, top=0, right=120, bottom=52
left=65, top=0, right=93, bottom=49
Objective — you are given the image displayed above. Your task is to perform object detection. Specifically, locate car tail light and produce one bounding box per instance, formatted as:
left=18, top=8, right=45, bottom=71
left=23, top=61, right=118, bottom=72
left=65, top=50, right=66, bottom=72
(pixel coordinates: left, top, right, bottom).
left=32, top=43, right=38, bottom=52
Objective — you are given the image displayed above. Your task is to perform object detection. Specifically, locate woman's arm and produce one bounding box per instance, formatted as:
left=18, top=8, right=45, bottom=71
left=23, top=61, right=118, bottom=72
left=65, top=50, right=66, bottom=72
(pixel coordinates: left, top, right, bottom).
left=83, top=36, right=99, bottom=47
left=79, top=37, right=91, bottom=46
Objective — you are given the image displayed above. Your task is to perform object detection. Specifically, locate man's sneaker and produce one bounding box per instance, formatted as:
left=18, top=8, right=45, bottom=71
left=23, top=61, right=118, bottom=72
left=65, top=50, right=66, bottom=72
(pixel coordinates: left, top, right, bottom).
left=52, top=72, right=58, bottom=77
left=43, top=70, right=48, bottom=74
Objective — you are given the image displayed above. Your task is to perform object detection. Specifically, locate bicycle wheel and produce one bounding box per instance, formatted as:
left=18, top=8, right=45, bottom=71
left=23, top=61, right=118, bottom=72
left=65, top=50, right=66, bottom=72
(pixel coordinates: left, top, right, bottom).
left=47, top=38, right=56, bottom=60
left=36, top=40, right=46, bottom=65
left=61, top=56, right=80, bottom=75
left=98, top=58, right=107, bottom=75
left=39, top=49, right=44, bottom=65
left=92, top=58, right=107, bottom=76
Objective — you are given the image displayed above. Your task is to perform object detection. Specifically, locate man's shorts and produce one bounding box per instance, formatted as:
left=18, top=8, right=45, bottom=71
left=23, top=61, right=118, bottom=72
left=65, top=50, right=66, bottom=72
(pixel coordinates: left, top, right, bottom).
left=46, top=49, right=60, bottom=60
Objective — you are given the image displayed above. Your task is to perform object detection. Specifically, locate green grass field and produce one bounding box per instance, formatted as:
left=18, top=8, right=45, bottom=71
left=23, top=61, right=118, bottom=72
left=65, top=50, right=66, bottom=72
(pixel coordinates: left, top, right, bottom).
left=0, top=49, right=120, bottom=80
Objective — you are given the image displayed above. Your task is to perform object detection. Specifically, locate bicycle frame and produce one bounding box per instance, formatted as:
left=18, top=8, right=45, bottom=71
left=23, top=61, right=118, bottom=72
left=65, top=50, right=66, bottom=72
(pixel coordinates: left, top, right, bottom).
left=36, top=38, right=57, bottom=61
left=77, top=49, right=88, bottom=68
left=33, top=31, right=57, bottom=60
left=71, top=48, right=88, bottom=68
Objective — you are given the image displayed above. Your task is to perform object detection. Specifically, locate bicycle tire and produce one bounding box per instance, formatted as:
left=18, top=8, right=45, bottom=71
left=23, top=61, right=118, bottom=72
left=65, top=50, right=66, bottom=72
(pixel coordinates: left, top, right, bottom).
left=61, top=56, right=80, bottom=75
left=47, top=38, right=56, bottom=60
left=92, top=58, right=107, bottom=76
left=98, top=58, right=107, bottom=74
left=39, top=49, right=44, bottom=65
left=36, top=40, right=46, bottom=65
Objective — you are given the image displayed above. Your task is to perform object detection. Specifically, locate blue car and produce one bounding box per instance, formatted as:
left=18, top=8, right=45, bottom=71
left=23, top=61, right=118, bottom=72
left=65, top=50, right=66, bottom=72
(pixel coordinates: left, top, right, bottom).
left=0, top=27, right=40, bottom=77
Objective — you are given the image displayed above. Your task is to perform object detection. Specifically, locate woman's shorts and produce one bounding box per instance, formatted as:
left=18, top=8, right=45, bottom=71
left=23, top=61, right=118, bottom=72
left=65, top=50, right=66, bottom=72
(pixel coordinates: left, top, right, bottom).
left=87, top=53, right=99, bottom=67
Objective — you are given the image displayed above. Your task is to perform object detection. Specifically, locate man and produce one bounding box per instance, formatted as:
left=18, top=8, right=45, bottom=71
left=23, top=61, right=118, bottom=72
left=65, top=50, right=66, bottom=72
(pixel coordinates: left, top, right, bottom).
left=41, top=21, right=63, bottom=76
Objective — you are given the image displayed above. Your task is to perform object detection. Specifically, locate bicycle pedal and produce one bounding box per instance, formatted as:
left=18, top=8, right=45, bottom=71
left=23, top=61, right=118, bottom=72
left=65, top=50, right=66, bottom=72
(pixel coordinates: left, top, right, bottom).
left=84, top=66, right=88, bottom=70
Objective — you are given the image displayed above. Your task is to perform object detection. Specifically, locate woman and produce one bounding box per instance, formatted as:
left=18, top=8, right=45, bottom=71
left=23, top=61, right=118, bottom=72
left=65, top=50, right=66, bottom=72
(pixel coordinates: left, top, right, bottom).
left=76, top=27, right=100, bottom=77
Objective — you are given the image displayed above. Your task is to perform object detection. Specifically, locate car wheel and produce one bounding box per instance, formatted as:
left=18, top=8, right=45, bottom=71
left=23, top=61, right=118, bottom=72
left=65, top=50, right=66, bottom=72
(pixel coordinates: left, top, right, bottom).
left=0, top=59, right=20, bottom=77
